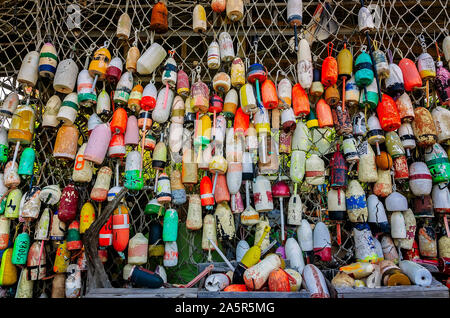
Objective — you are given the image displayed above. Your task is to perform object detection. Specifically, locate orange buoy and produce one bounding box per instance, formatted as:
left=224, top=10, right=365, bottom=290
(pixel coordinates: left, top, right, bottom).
left=376, top=151, right=393, bottom=170
left=399, top=57, right=422, bottom=91
left=212, top=173, right=230, bottom=204
left=150, top=1, right=169, bottom=34
left=268, top=268, right=292, bottom=292
left=261, top=79, right=278, bottom=109
left=377, top=94, right=401, bottom=132
left=200, top=176, right=214, bottom=210
left=321, top=42, right=338, bottom=87
left=112, top=205, right=130, bottom=253
left=316, top=99, right=333, bottom=128
left=292, top=83, right=310, bottom=117
left=234, top=107, right=250, bottom=138
left=224, top=284, right=248, bottom=292
left=110, top=107, right=128, bottom=135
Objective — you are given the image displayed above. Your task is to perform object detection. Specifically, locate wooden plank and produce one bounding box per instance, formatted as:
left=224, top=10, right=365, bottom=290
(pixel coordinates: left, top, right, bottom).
left=198, top=291, right=310, bottom=298
left=336, top=280, right=449, bottom=298
left=84, top=288, right=198, bottom=298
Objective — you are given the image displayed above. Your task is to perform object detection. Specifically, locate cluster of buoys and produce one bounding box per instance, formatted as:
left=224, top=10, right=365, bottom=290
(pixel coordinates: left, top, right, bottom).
left=0, top=0, right=449, bottom=298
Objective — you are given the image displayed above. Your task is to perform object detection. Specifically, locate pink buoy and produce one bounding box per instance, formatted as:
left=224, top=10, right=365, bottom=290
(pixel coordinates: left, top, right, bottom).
left=124, top=115, right=139, bottom=146
left=84, top=123, right=112, bottom=165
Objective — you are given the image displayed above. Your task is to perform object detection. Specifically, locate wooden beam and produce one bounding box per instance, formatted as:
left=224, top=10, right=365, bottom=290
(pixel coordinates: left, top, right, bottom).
left=82, top=187, right=128, bottom=291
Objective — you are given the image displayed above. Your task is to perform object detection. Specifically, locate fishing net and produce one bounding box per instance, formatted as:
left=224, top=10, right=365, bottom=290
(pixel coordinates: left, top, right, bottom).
left=0, top=0, right=448, bottom=297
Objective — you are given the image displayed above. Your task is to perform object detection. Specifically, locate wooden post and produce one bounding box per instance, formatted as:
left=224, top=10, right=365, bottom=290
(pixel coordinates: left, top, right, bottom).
left=82, top=187, right=128, bottom=291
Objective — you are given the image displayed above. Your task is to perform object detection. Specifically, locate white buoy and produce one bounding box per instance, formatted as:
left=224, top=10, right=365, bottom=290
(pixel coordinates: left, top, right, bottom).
left=253, top=175, right=273, bottom=212
left=409, top=162, right=432, bottom=196
left=42, top=95, right=62, bottom=128
left=391, top=212, right=407, bottom=239
left=432, top=183, right=450, bottom=213
left=137, top=43, right=167, bottom=75
left=163, top=241, right=178, bottom=267
left=236, top=240, right=250, bottom=262
left=18, top=51, right=39, bottom=87
left=54, top=58, right=79, bottom=94
left=152, top=87, right=174, bottom=124
left=399, top=260, right=432, bottom=287
left=288, top=194, right=302, bottom=225
left=285, top=237, right=305, bottom=274
left=207, top=41, right=221, bottom=70
left=219, top=32, right=235, bottom=62
left=313, top=222, right=331, bottom=262
left=56, top=93, right=79, bottom=126
left=297, top=39, right=313, bottom=90
left=303, top=264, right=330, bottom=298
left=297, top=219, right=313, bottom=253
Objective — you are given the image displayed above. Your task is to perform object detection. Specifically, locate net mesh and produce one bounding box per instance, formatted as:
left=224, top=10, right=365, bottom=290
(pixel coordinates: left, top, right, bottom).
left=0, top=0, right=448, bottom=297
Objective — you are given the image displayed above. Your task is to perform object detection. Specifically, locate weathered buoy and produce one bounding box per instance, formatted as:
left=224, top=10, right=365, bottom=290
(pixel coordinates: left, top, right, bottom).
left=398, top=123, right=416, bottom=157
left=321, top=42, right=338, bottom=87
left=303, top=264, right=330, bottom=298
left=193, top=4, right=207, bottom=33
left=0, top=248, right=17, bottom=286
left=399, top=260, right=432, bottom=287
left=58, top=184, right=78, bottom=224
left=432, top=183, right=450, bottom=213
left=367, top=194, right=389, bottom=233
left=412, top=107, right=437, bottom=147
left=244, top=254, right=281, bottom=290
left=205, top=273, right=230, bottom=292
left=50, top=210, right=66, bottom=241
left=297, top=39, right=313, bottom=90
left=202, top=214, right=217, bottom=251
left=396, top=93, right=415, bottom=122
left=18, top=51, right=39, bottom=87
left=409, top=162, right=432, bottom=196
left=418, top=223, right=437, bottom=258
left=137, top=43, right=167, bottom=75
left=219, top=32, right=235, bottom=62
left=353, top=223, right=378, bottom=262
left=56, top=92, right=78, bottom=126
left=53, top=241, right=70, bottom=273
left=253, top=175, right=273, bottom=212
left=346, top=180, right=368, bottom=222
left=39, top=42, right=58, bottom=78
left=358, top=141, right=378, bottom=183
left=355, top=51, right=374, bottom=88
left=292, top=83, right=310, bottom=117
left=432, top=106, right=450, bottom=144
left=385, top=50, right=405, bottom=99
left=215, top=202, right=235, bottom=240
left=425, top=143, right=450, bottom=183
left=54, top=58, right=78, bottom=94
left=53, top=125, right=79, bottom=161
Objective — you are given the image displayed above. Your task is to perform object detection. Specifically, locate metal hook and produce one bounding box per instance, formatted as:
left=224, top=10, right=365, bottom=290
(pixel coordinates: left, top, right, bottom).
left=134, top=29, right=139, bottom=47
left=103, top=40, right=110, bottom=48
left=196, top=65, right=201, bottom=81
